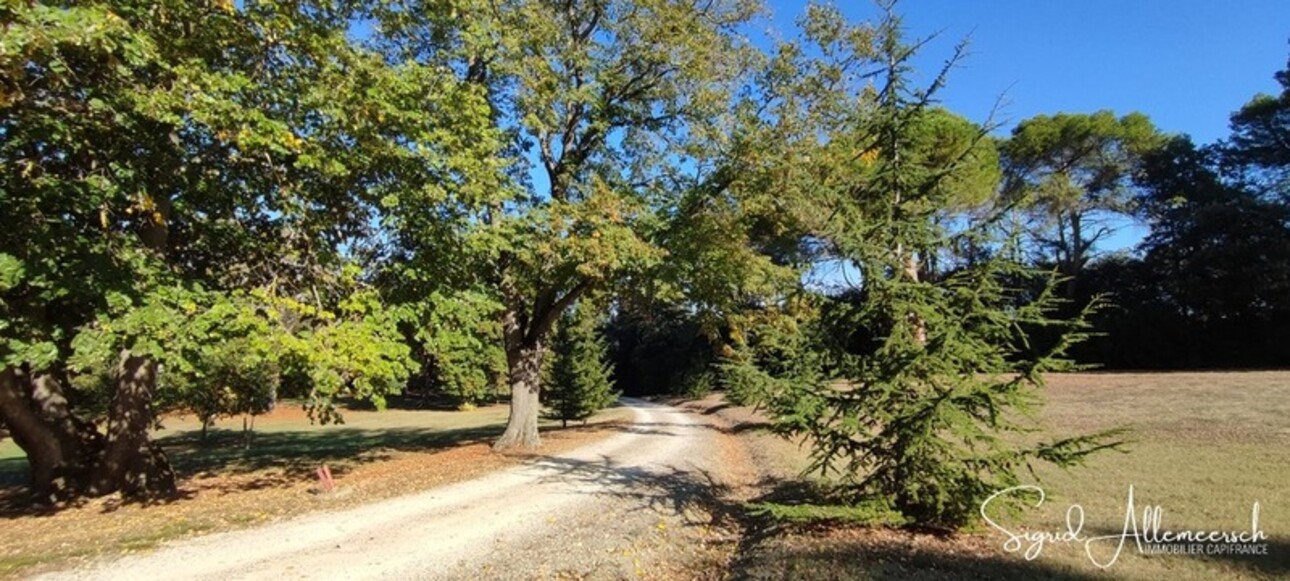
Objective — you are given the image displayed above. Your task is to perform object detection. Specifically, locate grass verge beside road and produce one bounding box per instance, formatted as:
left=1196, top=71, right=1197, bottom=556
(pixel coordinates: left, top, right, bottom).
left=701, top=371, right=1290, bottom=580
left=0, top=402, right=632, bottom=578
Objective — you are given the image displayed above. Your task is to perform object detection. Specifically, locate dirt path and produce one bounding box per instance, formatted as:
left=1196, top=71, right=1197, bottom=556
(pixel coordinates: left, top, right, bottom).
left=37, top=398, right=748, bottom=580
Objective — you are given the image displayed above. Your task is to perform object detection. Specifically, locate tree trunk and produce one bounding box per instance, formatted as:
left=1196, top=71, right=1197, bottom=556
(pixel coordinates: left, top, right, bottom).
left=89, top=351, right=176, bottom=497
left=905, top=252, right=928, bottom=345
left=30, top=372, right=100, bottom=492
left=0, top=367, right=66, bottom=500
left=0, top=367, right=104, bottom=501
left=1063, top=210, right=1086, bottom=300
left=490, top=266, right=590, bottom=450
left=897, top=243, right=928, bottom=346
left=493, top=341, right=544, bottom=450
left=84, top=187, right=177, bottom=497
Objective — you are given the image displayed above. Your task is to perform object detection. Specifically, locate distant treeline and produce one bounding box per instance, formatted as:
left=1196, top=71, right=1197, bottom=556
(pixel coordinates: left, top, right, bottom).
left=606, top=56, right=1290, bottom=383
left=1068, top=79, right=1290, bottom=369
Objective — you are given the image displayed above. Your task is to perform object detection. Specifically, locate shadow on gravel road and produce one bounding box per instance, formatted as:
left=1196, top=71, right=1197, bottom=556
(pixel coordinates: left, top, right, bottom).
left=523, top=419, right=1127, bottom=580
left=528, top=454, right=742, bottom=529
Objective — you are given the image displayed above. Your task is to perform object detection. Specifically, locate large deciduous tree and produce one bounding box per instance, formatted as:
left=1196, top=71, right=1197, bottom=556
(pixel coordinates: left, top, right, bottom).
left=371, top=0, right=759, bottom=449
left=1226, top=50, right=1290, bottom=194
left=0, top=1, right=437, bottom=501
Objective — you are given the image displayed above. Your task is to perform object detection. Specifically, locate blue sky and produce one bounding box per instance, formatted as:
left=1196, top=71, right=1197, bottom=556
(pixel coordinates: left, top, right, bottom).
left=763, top=1, right=1290, bottom=145
left=763, top=0, right=1288, bottom=261
left=773, top=1, right=1289, bottom=284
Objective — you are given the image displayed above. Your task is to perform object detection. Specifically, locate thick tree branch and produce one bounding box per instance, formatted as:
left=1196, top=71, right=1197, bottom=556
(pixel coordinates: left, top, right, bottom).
left=527, top=277, right=594, bottom=344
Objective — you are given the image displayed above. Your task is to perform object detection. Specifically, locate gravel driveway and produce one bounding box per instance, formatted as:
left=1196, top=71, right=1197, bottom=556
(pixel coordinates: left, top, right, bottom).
left=38, top=398, right=745, bottom=580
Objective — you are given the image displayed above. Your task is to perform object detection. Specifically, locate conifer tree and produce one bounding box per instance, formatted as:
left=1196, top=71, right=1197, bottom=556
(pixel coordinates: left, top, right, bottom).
left=542, top=307, right=618, bottom=428
left=723, top=3, right=1125, bottom=530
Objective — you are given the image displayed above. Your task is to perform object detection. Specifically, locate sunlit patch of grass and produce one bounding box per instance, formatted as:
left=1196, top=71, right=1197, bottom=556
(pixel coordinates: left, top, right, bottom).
left=729, top=371, right=1290, bottom=580
left=117, top=520, right=217, bottom=552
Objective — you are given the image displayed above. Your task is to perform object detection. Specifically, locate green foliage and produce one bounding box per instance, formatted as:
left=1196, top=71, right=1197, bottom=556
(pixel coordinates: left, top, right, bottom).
left=1074, top=133, right=1290, bottom=368
left=724, top=263, right=1129, bottom=529
left=66, top=285, right=269, bottom=419
left=764, top=267, right=1126, bottom=528
left=178, top=338, right=279, bottom=435
left=542, top=306, right=618, bottom=426
left=62, top=278, right=414, bottom=425
left=409, top=291, right=506, bottom=406
left=605, top=304, right=724, bottom=396
left=1227, top=51, right=1290, bottom=191
left=724, top=6, right=1126, bottom=530
left=1001, top=109, right=1165, bottom=281
left=718, top=300, right=824, bottom=407
left=268, top=286, right=417, bottom=424
left=1, top=0, right=435, bottom=441
left=1136, top=138, right=1290, bottom=328
left=675, top=368, right=718, bottom=398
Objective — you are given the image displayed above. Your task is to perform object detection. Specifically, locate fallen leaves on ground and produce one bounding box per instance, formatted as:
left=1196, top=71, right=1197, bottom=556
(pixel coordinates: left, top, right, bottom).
left=0, top=408, right=633, bottom=579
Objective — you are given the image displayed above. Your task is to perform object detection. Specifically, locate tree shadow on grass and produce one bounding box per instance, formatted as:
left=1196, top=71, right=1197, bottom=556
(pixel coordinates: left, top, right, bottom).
left=518, top=454, right=1115, bottom=580
left=732, top=480, right=1290, bottom=580
left=0, top=423, right=503, bottom=516
left=1072, top=524, right=1290, bottom=580
left=160, top=424, right=499, bottom=476
left=728, top=523, right=1106, bottom=580
left=1193, top=536, right=1290, bottom=579
left=0, top=457, right=28, bottom=490
left=600, top=420, right=768, bottom=437
left=337, top=393, right=495, bottom=412
left=727, top=479, right=1108, bottom=581
left=699, top=402, right=734, bottom=415
left=1186, top=536, right=1290, bottom=579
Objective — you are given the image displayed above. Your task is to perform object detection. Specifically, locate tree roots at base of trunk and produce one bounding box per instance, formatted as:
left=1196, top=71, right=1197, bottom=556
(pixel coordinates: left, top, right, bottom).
left=0, top=363, right=178, bottom=506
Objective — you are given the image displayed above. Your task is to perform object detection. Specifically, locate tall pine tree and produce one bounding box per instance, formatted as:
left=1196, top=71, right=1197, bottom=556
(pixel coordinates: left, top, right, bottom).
left=723, top=4, right=1125, bottom=529
left=542, top=306, right=618, bottom=428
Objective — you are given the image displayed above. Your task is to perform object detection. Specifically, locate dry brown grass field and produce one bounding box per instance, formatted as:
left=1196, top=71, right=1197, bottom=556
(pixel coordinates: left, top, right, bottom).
left=722, top=371, right=1290, bottom=580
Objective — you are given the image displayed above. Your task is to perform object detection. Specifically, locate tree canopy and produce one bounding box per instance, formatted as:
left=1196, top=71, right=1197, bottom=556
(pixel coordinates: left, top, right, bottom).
left=1000, top=111, right=1165, bottom=296
left=366, top=0, right=762, bottom=449
left=1, top=0, right=1284, bottom=525
left=1, top=0, right=426, bottom=500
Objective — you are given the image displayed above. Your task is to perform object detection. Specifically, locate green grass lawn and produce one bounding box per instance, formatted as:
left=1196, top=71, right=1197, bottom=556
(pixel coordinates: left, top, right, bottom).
left=1005, top=372, right=1290, bottom=579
